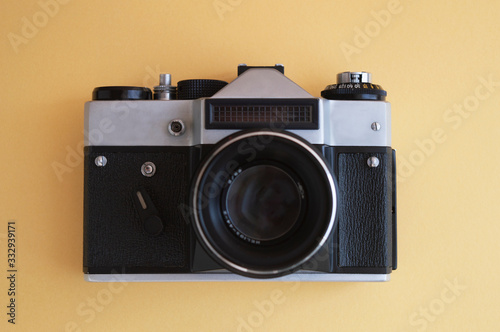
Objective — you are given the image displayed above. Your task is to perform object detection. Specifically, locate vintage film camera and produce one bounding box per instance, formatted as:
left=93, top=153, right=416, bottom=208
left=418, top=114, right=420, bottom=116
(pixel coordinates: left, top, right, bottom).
left=83, top=64, right=396, bottom=281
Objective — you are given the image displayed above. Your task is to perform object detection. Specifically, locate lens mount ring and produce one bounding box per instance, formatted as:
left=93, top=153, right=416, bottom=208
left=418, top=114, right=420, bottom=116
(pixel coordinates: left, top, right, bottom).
left=190, top=129, right=337, bottom=278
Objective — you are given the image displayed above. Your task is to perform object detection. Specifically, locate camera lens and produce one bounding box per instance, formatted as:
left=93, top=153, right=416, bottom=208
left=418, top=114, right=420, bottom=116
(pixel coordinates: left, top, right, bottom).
left=225, top=165, right=301, bottom=242
left=191, top=130, right=337, bottom=279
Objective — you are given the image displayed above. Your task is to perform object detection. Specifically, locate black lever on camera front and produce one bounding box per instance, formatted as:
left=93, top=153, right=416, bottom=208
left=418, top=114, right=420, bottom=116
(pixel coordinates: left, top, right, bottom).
left=132, top=188, right=164, bottom=236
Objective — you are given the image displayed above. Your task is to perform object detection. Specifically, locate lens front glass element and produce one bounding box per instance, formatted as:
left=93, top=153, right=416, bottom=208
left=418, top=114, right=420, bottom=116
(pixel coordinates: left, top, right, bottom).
left=225, top=165, right=302, bottom=242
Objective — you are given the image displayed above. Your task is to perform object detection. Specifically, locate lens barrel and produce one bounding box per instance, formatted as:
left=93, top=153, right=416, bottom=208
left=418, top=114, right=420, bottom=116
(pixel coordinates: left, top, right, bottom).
left=190, top=130, right=337, bottom=278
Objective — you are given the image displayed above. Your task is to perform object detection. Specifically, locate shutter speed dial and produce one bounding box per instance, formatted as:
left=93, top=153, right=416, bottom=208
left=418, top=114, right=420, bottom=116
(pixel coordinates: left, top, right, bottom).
left=321, top=71, right=387, bottom=101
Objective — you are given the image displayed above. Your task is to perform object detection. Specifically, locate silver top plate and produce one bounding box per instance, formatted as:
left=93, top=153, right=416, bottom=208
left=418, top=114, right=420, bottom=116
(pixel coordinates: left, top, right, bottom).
left=84, top=68, right=391, bottom=147
left=84, top=99, right=391, bottom=147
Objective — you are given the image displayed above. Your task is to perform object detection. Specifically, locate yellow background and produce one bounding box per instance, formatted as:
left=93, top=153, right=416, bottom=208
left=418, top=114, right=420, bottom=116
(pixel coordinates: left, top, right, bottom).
left=1, top=0, right=499, bottom=331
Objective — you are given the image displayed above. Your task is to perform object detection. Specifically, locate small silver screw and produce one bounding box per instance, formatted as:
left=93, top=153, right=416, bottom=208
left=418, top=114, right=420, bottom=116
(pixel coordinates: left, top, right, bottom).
left=168, top=119, right=185, bottom=136
left=367, top=156, right=380, bottom=168
left=371, top=122, right=381, bottom=131
left=95, top=156, right=107, bottom=167
left=141, top=162, right=156, bottom=177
